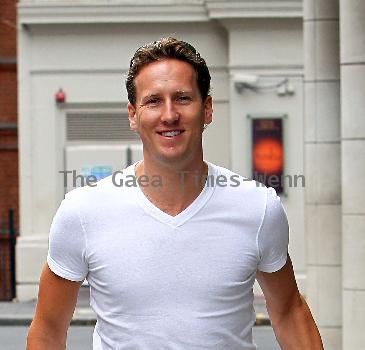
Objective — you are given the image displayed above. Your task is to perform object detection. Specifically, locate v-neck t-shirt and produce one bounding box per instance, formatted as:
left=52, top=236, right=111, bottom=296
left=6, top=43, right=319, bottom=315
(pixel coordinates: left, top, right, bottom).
left=47, top=161, right=289, bottom=350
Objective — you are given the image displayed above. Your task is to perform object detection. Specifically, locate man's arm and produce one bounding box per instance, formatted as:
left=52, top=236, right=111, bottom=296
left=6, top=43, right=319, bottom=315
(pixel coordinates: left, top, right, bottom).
left=26, top=263, right=82, bottom=350
left=256, top=255, right=323, bottom=350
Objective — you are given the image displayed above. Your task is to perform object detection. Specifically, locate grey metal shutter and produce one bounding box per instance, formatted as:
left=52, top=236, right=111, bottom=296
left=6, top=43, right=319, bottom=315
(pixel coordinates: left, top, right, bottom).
left=66, top=113, right=139, bottom=141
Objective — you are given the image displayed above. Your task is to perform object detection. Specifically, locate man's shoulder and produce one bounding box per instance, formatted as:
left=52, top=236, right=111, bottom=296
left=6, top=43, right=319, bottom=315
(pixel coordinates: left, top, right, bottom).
left=207, top=161, right=267, bottom=195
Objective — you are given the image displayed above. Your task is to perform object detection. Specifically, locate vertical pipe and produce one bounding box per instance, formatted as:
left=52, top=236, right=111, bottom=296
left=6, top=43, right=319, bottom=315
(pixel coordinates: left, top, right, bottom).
left=8, top=209, right=16, bottom=300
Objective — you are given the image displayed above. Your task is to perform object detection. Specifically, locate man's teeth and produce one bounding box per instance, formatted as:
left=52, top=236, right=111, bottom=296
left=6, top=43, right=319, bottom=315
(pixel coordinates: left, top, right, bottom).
left=161, top=131, right=181, bottom=137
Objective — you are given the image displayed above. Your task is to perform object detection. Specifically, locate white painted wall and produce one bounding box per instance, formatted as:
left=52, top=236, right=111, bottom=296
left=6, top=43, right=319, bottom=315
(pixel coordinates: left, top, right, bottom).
left=230, top=76, right=306, bottom=286
left=17, top=21, right=230, bottom=299
left=17, top=13, right=305, bottom=299
left=223, top=19, right=305, bottom=290
left=227, top=19, right=303, bottom=68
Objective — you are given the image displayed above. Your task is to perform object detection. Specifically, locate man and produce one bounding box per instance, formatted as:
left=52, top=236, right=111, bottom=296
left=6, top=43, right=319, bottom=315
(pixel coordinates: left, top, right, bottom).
left=27, top=37, right=323, bottom=349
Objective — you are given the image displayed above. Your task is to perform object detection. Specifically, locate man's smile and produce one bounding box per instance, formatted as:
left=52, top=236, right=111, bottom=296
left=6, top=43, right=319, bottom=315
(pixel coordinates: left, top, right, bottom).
left=157, top=130, right=185, bottom=138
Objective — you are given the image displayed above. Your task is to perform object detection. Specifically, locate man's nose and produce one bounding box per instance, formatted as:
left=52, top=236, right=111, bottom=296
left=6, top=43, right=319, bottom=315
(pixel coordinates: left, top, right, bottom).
left=161, top=101, right=179, bottom=124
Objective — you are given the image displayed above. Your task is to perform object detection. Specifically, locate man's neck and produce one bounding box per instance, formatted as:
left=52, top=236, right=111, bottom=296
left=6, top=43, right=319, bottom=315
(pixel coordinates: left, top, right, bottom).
left=134, top=158, right=208, bottom=217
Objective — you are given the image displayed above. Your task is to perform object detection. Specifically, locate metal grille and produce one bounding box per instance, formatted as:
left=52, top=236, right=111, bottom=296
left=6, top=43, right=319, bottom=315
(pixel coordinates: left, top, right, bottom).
left=66, top=114, right=139, bottom=141
left=0, top=209, right=16, bottom=301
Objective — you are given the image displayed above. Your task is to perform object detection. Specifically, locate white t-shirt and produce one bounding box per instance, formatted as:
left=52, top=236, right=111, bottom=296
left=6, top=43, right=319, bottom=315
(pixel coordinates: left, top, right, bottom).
left=47, top=161, right=289, bottom=350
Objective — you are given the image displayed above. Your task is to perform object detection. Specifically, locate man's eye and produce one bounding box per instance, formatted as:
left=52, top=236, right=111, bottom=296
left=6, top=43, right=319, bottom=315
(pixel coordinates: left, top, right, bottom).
left=177, top=96, right=191, bottom=103
left=146, top=98, right=160, bottom=105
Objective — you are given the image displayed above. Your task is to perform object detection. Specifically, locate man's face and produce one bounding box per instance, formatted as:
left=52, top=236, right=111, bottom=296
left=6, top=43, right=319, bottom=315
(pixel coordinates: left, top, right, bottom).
left=128, top=58, right=212, bottom=167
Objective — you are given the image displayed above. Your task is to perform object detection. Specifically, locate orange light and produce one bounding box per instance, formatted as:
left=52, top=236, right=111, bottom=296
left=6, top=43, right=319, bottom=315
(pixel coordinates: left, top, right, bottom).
left=253, top=138, right=283, bottom=174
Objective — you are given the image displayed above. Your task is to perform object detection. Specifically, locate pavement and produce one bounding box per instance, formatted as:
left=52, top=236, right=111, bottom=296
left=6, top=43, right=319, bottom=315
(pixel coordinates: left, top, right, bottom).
left=0, top=286, right=271, bottom=326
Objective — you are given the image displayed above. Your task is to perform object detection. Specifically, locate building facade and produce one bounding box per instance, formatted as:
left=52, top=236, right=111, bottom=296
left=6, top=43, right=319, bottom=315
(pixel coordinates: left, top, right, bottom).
left=16, top=0, right=365, bottom=348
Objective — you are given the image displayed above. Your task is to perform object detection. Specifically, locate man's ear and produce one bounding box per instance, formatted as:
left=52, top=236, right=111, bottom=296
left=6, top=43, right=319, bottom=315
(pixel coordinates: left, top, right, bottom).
left=127, top=102, right=138, bottom=132
left=203, top=95, right=213, bottom=126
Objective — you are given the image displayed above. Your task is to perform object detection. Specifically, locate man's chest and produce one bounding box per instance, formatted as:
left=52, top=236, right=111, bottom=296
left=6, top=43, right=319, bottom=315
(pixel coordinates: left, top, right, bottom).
left=85, top=214, right=259, bottom=314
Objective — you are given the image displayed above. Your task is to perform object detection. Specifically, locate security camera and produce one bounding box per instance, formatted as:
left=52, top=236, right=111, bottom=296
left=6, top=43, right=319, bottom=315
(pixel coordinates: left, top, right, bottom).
left=233, top=74, right=259, bottom=93
left=233, top=74, right=259, bottom=85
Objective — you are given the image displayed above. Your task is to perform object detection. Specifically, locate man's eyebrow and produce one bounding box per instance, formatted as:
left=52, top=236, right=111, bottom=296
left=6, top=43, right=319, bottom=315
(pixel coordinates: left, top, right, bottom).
left=141, top=94, right=160, bottom=101
left=174, top=90, right=193, bottom=95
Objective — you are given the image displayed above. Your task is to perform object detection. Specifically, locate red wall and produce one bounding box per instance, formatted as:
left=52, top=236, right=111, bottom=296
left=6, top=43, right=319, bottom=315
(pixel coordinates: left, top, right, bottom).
left=0, top=0, right=18, bottom=231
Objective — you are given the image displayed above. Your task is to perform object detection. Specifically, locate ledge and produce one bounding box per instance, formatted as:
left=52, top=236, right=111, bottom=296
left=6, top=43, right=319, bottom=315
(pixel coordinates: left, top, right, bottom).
left=18, top=0, right=302, bottom=26
left=206, top=0, right=302, bottom=19
left=18, top=1, right=209, bottom=25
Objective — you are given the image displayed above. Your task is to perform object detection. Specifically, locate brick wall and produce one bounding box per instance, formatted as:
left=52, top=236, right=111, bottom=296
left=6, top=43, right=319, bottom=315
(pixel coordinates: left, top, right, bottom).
left=0, top=0, right=18, bottom=232
left=0, top=67, right=17, bottom=122
left=0, top=0, right=17, bottom=57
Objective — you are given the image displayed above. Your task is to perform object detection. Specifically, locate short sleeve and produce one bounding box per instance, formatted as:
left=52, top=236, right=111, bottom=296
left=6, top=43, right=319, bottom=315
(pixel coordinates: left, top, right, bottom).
left=257, top=187, right=289, bottom=273
left=47, top=193, right=88, bottom=282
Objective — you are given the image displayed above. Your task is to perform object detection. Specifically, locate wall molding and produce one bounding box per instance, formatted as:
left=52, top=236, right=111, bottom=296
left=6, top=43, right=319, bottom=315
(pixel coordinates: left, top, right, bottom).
left=18, top=1, right=208, bottom=25
left=18, top=0, right=303, bottom=26
left=206, top=0, right=302, bottom=19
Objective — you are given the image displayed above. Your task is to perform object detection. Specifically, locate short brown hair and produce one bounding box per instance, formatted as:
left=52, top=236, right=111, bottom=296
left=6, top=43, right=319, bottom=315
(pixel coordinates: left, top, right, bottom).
left=126, top=37, right=211, bottom=106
